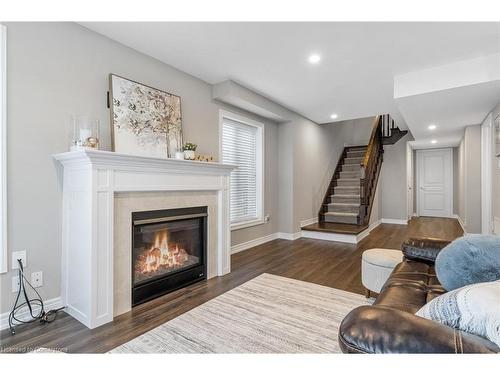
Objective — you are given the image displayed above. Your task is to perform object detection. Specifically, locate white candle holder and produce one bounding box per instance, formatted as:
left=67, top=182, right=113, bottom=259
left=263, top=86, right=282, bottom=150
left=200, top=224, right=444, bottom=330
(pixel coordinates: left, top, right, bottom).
left=70, top=115, right=100, bottom=151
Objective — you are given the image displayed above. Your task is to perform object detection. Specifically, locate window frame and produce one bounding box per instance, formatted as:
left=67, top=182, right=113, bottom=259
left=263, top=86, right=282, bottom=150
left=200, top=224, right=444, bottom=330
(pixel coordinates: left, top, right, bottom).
left=0, top=24, right=6, bottom=273
left=219, top=110, right=264, bottom=231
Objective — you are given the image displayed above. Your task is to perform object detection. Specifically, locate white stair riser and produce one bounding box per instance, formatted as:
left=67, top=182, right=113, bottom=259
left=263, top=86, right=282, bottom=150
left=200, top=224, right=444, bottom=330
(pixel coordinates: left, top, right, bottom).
left=324, top=214, right=358, bottom=224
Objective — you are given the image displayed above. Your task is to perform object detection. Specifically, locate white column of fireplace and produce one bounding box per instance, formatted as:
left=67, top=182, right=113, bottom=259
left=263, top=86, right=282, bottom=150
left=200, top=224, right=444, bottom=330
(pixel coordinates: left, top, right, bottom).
left=54, top=150, right=236, bottom=329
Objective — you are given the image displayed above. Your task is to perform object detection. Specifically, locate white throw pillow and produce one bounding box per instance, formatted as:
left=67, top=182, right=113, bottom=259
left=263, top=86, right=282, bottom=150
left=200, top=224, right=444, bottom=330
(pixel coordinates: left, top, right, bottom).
left=416, top=280, right=500, bottom=347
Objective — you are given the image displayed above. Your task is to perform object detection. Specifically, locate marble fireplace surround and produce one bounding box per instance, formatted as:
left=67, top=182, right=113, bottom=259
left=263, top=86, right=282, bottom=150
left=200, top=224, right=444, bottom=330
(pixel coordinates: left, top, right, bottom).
left=114, top=191, right=218, bottom=316
left=54, top=150, right=236, bottom=329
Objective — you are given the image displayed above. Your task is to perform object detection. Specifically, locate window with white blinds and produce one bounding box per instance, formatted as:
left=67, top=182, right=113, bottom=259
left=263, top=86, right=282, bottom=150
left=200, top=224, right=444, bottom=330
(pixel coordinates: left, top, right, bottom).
left=220, top=112, right=263, bottom=228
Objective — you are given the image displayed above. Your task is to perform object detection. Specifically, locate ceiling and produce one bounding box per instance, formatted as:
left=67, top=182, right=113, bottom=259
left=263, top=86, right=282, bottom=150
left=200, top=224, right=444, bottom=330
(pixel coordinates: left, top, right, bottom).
left=82, top=22, right=500, bottom=140
left=398, top=80, right=500, bottom=148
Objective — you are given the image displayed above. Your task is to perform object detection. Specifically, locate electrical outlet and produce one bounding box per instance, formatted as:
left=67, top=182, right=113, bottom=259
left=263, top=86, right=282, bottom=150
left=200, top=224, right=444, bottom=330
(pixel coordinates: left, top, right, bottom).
left=12, top=276, right=20, bottom=293
left=31, top=271, right=43, bottom=288
left=11, top=250, right=27, bottom=270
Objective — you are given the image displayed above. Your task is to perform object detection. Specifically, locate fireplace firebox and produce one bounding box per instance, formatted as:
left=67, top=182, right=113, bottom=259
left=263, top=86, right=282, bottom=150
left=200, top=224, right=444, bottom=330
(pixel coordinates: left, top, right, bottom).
left=132, top=206, right=207, bottom=306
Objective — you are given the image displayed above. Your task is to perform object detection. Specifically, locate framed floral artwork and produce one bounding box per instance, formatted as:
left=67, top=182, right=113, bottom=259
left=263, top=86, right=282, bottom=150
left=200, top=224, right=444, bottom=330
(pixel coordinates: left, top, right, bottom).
left=109, top=74, right=183, bottom=158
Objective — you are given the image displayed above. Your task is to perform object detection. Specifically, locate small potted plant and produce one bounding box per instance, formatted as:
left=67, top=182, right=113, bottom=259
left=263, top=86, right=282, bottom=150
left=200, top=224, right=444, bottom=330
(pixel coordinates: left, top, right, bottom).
left=183, top=142, right=197, bottom=160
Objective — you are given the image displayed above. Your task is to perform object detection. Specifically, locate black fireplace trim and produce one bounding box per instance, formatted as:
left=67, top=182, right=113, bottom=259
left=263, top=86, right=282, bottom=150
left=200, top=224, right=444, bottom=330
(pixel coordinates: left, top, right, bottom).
left=131, top=206, right=208, bottom=307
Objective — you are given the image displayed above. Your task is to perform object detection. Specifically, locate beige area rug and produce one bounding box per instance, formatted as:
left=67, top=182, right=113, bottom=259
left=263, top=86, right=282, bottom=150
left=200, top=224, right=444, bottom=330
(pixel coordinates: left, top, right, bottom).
left=110, top=273, right=369, bottom=353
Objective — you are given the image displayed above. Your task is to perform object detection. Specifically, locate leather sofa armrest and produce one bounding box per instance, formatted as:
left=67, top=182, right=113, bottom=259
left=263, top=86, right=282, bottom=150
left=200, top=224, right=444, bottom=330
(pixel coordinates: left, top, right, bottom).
left=401, top=237, right=451, bottom=264
left=338, top=306, right=499, bottom=354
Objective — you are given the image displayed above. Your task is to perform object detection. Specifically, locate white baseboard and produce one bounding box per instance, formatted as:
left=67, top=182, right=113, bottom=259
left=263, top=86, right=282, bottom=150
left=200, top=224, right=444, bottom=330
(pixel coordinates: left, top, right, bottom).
left=356, top=219, right=382, bottom=242
left=299, top=217, right=318, bottom=227
left=0, top=296, right=63, bottom=331
left=231, top=230, right=304, bottom=254
left=277, top=231, right=302, bottom=241
left=231, top=232, right=280, bottom=254
left=380, top=218, right=408, bottom=225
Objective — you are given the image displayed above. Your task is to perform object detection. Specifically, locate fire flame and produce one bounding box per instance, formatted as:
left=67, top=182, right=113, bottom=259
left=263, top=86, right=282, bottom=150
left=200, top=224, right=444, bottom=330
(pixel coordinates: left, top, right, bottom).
left=140, top=229, right=188, bottom=274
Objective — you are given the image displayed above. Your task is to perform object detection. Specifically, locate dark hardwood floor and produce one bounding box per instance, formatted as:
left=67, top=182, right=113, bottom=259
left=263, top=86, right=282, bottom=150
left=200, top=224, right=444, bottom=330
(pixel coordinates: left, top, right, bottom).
left=0, top=217, right=462, bottom=353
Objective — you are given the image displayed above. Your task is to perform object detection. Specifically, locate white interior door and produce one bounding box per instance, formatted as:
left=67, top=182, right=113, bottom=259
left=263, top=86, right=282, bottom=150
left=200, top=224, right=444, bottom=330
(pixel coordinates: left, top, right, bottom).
left=417, top=148, right=453, bottom=218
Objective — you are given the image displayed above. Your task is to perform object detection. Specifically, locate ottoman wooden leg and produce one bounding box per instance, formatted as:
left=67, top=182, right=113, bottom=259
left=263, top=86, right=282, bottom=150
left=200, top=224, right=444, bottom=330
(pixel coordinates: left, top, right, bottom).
left=365, top=288, right=371, bottom=298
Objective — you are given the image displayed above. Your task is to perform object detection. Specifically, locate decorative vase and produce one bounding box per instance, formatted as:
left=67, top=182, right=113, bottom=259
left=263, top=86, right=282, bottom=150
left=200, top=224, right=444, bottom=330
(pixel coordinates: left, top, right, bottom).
left=184, top=150, right=195, bottom=160
left=174, top=151, right=185, bottom=160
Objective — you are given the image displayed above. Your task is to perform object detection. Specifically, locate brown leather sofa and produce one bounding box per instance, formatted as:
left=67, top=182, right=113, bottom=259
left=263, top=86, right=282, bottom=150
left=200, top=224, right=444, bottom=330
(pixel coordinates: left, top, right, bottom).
left=338, top=238, right=500, bottom=353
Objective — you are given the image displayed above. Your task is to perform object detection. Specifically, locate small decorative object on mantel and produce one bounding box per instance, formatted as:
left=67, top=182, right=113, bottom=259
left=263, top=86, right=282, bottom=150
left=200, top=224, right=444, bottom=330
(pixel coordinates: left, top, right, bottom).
left=109, top=74, right=183, bottom=159
left=70, top=115, right=100, bottom=151
left=174, top=150, right=185, bottom=160
left=194, top=154, right=215, bottom=163
left=183, top=142, right=197, bottom=160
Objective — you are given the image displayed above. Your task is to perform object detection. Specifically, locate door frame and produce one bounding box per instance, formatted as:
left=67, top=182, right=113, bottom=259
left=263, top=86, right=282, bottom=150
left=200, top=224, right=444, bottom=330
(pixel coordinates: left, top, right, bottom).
left=480, top=113, right=493, bottom=234
left=406, top=142, right=414, bottom=220
left=416, top=148, right=454, bottom=218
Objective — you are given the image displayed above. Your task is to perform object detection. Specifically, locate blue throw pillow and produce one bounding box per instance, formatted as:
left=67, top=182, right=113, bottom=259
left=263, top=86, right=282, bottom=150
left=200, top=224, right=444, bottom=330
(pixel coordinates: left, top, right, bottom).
left=435, top=235, right=500, bottom=291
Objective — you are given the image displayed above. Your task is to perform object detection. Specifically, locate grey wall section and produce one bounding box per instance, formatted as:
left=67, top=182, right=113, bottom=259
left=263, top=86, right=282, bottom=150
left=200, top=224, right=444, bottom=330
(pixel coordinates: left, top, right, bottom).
left=290, top=117, right=375, bottom=231
left=380, top=133, right=413, bottom=221
left=0, top=22, right=283, bottom=314
left=456, top=125, right=482, bottom=233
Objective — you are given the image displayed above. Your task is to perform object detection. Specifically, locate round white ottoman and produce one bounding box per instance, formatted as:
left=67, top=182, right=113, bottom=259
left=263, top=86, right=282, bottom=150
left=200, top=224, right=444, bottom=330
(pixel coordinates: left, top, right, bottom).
left=361, top=248, right=403, bottom=297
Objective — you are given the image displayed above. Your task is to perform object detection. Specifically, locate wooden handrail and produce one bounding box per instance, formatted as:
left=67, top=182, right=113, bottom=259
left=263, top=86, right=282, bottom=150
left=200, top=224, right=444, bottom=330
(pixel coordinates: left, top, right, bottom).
left=361, top=115, right=381, bottom=168
left=359, top=114, right=387, bottom=225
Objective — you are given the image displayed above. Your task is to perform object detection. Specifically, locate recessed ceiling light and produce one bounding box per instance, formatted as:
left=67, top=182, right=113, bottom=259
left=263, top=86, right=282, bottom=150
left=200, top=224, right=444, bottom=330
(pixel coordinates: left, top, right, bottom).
left=428, top=124, right=437, bottom=130
left=308, top=54, right=321, bottom=64
left=330, top=113, right=338, bottom=120
left=431, top=139, right=437, bottom=144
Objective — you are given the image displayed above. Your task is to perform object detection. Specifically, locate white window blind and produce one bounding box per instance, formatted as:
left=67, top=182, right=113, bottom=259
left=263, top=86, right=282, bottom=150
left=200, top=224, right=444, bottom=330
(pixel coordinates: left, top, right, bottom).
left=221, top=117, right=260, bottom=225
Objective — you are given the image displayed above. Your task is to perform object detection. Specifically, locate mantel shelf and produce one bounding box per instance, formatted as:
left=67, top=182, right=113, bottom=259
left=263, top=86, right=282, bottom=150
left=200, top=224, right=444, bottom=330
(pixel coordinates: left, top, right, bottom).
left=53, top=149, right=237, bottom=175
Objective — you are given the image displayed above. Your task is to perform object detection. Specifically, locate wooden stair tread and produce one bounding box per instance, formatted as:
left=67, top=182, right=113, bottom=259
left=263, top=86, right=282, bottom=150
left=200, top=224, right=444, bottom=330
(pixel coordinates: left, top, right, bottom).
left=301, top=222, right=368, bottom=235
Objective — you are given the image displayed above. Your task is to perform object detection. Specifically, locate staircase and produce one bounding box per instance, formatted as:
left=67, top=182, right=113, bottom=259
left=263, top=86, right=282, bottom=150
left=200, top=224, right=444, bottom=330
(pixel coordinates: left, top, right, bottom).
left=317, top=114, right=407, bottom=228
left=323, top=146, right=365, bottom=224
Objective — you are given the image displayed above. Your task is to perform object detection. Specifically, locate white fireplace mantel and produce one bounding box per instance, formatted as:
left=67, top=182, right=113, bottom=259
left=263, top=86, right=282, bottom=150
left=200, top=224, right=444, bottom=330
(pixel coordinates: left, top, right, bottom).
left=53, top=149, right=236, bottom=329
